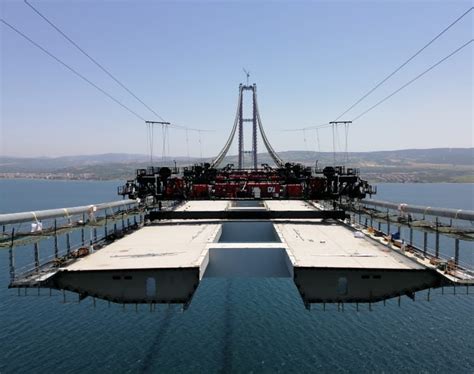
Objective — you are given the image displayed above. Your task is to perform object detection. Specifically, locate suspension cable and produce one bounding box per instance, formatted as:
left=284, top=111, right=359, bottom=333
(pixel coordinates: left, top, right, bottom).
left=23, top=0, right=168, bottom=122
left=334, top=7, right=473, bottom=121
left=1, top=19, right=147, bottom=121
left=351, top=39, right=473, bottom=122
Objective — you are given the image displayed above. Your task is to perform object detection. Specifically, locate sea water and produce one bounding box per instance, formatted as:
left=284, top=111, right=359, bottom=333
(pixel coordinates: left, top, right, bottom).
left=0, top=180, right=472, bottom=373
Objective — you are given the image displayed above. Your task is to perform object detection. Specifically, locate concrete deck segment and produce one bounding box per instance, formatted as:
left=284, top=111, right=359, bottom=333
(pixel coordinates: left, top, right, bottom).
left=176, top=200, right=230, bottom=211
left=27, top=199, right=445, bottom=305
left=65, top=224, right=221, bottom=271
left=265, top=200, right=314, bottom=211
left=276, top=223, right=423, bottom=270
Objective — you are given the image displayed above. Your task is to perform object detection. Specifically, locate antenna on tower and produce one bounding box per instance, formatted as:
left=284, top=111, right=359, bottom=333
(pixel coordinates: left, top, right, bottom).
left=243, top=68, right=250, bottom=85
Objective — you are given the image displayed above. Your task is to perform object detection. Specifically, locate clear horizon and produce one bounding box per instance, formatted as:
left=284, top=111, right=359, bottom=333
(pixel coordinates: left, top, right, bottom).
left=1, top=1, right=472, bottom=158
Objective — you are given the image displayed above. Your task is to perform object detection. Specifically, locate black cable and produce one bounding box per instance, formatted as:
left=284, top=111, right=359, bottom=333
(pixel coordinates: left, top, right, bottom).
left=23, top=1, right=212, bottom=133
left=1, top=19, right=146, bottom=121
left=24, top=0, right=167, bottom=122
left=334, top=7, right=473, bottom=121
left=351, top=39, right=473, bottom=122
left=1, top=18, right=212, bottom=134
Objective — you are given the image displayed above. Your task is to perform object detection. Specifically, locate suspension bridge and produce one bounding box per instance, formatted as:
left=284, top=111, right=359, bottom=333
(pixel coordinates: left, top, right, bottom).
left=1, top=4, right=472, bottom=310
left=1, top=80, right=473, bottom=311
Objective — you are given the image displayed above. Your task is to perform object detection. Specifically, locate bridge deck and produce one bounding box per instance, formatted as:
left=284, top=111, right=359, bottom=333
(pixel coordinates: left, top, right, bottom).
left=264, top=200, right=314, bottom=211
left=276, top=222, right=423, bottom=270
left=64, top=224, right=221, bottom=271
left=9, top=200, right=458, bottom=304
left=176, top=200, right=230, bottom=212
left=63, top=200, right=420, bottom=272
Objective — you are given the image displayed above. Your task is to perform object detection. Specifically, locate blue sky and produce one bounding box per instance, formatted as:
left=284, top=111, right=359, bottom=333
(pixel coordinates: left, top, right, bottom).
left=1, top=0, right=472, bottom=158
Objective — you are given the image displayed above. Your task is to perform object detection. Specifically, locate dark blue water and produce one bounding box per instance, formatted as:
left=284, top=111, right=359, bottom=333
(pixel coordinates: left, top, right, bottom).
left=0, top=179, right=121, bottom=213
left=374, top=183, right=474, bottom=210
left=0, top=180, right=473, bottom=373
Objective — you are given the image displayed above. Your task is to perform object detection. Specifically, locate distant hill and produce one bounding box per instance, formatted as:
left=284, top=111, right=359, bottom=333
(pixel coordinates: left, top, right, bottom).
left=275, top=148, right=473, bottom=166
left=0, top=153, right=149, bottom=172
left=0, top=148, right=472, bottom=183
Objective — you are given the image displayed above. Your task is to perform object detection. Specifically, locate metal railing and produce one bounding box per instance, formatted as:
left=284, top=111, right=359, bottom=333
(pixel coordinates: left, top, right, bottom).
left=0, top=199, right=138, bottom=225
left=361, top=199, right=474, bottom=221
left=342, top=198, right=474, bottom=277
left=1, top=199, right=143, bottom=285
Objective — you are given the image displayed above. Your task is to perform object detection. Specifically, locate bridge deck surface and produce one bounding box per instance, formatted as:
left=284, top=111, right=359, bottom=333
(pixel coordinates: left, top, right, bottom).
left=265, top=200, right=314, bottom=211
left=276, top=223, right=424, bottom=270
left=64, top=224, right=221, bottom=271
left=176, top=200, right=230, bottom=212
left=61, top=200, right=423, bottom=273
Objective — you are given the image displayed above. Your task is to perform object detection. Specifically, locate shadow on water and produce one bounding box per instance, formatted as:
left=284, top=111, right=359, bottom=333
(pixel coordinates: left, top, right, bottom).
left=139, top=308, right=174, bottom=373
left=220, top=279, right=233, bottom=374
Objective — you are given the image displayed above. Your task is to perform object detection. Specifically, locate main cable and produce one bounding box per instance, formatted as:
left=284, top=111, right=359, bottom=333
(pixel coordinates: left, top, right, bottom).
left=1, top=18, right=212, bottom=134
left=22, top=1, right=211, bottom=133
left=351, top=39, right=473, bottom=122
left=1, top=19, right=146, bottom=121
left=290, top=39, right=473, bottom=148
left=24, top=0, right=167, bottom=122
left=333, top=7, right=473, bottom=121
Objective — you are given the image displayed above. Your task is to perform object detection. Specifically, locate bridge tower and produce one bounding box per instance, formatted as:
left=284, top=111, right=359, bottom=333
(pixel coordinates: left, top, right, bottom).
left=211, top=83, right=284, bottom=169
left=238, top=84, right=258, bottom=169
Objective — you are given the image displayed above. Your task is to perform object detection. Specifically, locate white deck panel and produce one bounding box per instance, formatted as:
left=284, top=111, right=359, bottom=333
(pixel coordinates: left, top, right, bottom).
left=65, top=224, right=221, bottom=271
left=276, top=223, right=423, bottom=270
left=176, top=200, right=230, bottom=211
left=264, top=200, right=315, bottom=211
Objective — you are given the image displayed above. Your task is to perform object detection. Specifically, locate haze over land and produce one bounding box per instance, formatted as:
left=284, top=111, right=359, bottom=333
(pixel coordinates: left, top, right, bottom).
left=1, top=148, right=472, bottom=183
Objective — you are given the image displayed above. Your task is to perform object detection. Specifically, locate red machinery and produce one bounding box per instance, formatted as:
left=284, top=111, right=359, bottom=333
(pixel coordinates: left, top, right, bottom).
left=214, top=183, right=241, bottom=198
left=246, top=182, right=281, bottom=198
left=119, top=163, right=376, bottom=201
left=190, top=184, right=209, bottom=199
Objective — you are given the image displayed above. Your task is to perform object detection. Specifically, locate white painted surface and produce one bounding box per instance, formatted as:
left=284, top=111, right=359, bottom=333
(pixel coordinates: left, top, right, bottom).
left=176, top=200, right=230, bottom=211
left=264, top=200, right=315, bottom=211
left=275, top=223, right=423, bottom=270
left=65, top=224, right=221, bottom=271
